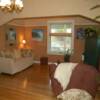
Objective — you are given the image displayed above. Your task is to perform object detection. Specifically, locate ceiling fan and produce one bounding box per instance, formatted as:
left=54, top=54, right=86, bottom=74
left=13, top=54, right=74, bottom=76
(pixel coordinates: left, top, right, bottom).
left=90, top=4, right=100, bottom=20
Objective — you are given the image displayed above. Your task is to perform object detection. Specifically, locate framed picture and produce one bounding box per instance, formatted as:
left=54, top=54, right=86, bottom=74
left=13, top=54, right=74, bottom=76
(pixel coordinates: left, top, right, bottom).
left=76, top=28, right=85, bottom=39
left=6, top=28, right=16, bottom=44
left=32, top=29, right=44, bottom=41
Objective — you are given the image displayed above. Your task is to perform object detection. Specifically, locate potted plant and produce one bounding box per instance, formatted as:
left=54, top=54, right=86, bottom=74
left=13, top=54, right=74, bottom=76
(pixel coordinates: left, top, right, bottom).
left=64, top=49, right=73, bottom=62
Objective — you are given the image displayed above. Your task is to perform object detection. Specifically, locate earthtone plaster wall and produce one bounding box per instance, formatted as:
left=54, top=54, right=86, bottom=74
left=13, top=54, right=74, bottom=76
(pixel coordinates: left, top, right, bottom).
left=0, top=26, right=5, bottom=50
left=23, top=25, right=85, bottom=63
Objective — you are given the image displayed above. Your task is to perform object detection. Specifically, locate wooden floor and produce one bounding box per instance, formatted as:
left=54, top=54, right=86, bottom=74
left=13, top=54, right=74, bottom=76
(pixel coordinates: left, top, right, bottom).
left=0, top=63, right=99, bottom=100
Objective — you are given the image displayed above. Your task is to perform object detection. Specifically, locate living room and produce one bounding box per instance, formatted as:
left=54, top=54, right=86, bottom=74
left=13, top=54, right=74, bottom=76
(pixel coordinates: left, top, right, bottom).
left=0, top=0, right=100, bottom=100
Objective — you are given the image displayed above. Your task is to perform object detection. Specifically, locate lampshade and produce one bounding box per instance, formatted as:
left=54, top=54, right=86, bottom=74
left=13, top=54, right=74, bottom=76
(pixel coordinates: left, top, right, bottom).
left=22, top=39, right=26, bottom=44
left=0, top=0, right=23, bottom=12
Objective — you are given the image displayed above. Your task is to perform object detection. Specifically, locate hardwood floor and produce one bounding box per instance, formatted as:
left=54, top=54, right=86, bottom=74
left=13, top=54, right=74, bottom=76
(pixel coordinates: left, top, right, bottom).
left=0, top=64, right=56, bottom=100
left=0, top=63, right=99, bottom=100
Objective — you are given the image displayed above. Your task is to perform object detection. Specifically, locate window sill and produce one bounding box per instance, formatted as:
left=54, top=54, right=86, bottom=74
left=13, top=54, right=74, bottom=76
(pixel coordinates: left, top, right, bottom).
left=47, top=51, right=65, bottom=56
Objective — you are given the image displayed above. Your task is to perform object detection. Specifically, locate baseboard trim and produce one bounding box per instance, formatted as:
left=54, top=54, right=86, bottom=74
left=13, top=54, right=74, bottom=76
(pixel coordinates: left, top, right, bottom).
left=34, top=60, right=40, bottom=64
left=34, top=60, right=56, bottom=65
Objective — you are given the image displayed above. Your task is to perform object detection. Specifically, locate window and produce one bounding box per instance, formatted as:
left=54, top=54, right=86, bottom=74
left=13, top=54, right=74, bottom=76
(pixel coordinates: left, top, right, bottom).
left=47, top=21, right=74, bottom=55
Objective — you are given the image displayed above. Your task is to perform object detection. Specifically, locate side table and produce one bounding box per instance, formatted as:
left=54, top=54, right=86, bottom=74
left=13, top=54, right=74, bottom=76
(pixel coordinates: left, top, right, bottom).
left=40, top=57, right=48, bottom=65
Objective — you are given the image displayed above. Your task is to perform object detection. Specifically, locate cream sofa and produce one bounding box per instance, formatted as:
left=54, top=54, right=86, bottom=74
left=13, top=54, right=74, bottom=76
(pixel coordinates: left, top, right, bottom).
left=0, top=49, right=34, bottom=75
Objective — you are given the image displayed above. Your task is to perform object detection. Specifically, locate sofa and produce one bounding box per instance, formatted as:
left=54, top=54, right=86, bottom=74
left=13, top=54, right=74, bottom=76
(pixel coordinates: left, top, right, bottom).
left=0, top=49, right=34, bottom=75
left=49, top=63, right=99, bottom=99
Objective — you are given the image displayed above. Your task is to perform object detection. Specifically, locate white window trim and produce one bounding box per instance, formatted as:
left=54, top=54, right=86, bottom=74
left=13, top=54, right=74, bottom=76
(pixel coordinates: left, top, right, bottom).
left=47, top=20, right=75, bottom=55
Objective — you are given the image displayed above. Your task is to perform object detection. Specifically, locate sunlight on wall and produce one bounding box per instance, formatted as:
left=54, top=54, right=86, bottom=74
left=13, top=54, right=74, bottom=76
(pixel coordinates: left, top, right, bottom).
left=18, top=33, right=24, bottom=48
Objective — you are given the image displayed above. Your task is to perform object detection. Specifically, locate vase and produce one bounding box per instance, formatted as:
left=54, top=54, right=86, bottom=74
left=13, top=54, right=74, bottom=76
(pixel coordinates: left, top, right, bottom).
left=64, top=54, right=70, bottom=62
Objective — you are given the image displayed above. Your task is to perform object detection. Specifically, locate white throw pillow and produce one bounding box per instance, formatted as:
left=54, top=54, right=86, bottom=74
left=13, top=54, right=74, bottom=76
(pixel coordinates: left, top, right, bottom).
left=14, top=49, right=21, bottom=59
left=0, top=51, right=5, bottom=57
left=57, top=89, right=93, bottom=100
left=4, top=51, right=14, bottom=58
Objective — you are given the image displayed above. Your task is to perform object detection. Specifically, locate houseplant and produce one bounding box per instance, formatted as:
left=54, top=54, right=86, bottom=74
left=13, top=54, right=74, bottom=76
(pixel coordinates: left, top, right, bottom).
left=64, top=49, right=73, bottom=62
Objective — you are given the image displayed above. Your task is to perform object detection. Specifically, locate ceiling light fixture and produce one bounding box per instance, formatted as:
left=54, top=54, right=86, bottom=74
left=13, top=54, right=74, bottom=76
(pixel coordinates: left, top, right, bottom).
left=0, top=0, right=23, bottom=13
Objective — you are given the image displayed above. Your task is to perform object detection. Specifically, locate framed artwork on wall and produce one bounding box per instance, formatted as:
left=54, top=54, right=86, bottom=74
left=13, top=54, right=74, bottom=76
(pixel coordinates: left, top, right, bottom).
left=6, top=28, right=16, bottom=45
left=76, top=27, right=97, bottom=39
left=32, top=29, right=44, bottom=41
left=76, top=28, right=85, bottom=39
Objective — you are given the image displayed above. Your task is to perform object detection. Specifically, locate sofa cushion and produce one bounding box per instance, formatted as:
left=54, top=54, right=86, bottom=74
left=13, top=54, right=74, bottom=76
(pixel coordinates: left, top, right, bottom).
left=0, top=51, right=5, bottom=57
left=67, top=63, right=99, bottom=97
left=57, top=89, right=93, bottom=100
left=4, top=51, right=14, bottom=58
left=0, top=49, right=33, bottom=59
left=20, top=49, right=33, bottom=57
left=13, top=49, right=21, bottom=59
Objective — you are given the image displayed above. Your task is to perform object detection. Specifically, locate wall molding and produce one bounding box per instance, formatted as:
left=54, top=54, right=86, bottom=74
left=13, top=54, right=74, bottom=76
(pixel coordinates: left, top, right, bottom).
left=34, top=60, right=56, bottom=65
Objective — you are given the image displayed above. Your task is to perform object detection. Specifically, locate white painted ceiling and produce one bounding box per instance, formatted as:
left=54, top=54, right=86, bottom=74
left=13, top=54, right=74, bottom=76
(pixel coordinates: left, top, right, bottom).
left=0, top=0, right=99, bottom=25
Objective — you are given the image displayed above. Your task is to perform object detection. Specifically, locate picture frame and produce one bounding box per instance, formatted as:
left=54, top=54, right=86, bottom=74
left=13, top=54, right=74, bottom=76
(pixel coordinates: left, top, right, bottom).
left=6, top=28, right=16, bottom=44
left=32, top=29, right=44, bottom=41
left=76, top=28, right=85, bottom=39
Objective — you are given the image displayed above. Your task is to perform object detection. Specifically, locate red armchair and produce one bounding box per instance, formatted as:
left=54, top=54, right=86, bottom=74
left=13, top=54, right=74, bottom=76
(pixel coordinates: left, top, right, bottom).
left=49, top=63, right=99, bottom=98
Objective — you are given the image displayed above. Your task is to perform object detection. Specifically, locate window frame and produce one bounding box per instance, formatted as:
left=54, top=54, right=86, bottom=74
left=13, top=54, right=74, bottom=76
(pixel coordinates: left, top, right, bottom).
left=47, top=20, right=74, bottom=55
